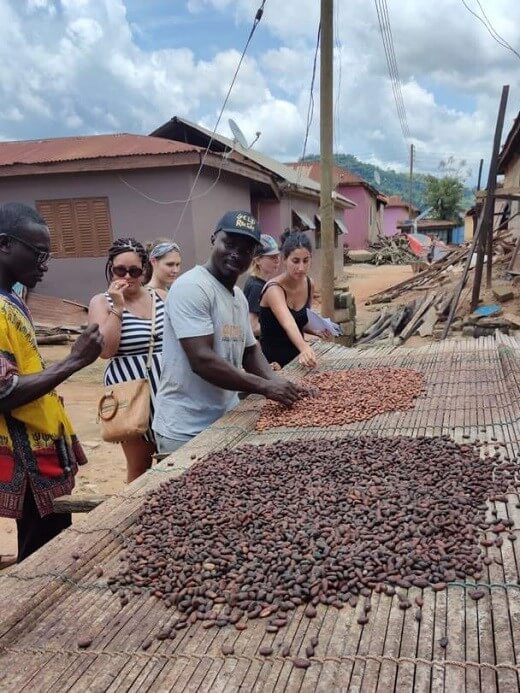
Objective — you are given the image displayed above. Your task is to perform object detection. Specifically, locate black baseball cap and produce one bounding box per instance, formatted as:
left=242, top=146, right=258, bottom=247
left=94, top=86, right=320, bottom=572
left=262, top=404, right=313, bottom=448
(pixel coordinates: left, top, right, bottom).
left=215, top=210, right=262, bottom=245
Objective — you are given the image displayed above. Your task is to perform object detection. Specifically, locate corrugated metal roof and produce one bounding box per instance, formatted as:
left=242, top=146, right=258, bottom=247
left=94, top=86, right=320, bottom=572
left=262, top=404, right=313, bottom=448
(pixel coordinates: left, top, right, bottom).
left=0, top=133, right=201, bottom=167
left=162, top=117, right=323, bottom=191
left=287, top=160, right=384, bottom=203
left=288, top=161, right=366, bottom=187
left=385, top=194, right=419, bottom=211
left=398, top=218, right=456, bottom=229
left=151, top=117, right=355, bottom=207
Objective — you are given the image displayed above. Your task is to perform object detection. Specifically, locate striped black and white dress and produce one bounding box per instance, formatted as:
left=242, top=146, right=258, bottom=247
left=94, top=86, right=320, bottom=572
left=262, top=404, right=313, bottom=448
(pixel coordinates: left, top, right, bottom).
left=104, top=291, right=165, bottom=444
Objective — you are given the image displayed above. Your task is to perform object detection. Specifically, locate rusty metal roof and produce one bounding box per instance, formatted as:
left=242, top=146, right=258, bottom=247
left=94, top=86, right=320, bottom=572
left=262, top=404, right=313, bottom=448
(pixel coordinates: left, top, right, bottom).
left=385, top=194, right=419, bottom=212
left=0, top=133, right=201, bottom=168
left=287, top=160, right=384, bottom=201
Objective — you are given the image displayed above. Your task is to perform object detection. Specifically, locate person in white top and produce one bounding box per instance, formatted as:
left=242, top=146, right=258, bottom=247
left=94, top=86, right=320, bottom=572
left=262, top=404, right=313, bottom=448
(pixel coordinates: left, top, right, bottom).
left=153, top=211, right=307, bottom=453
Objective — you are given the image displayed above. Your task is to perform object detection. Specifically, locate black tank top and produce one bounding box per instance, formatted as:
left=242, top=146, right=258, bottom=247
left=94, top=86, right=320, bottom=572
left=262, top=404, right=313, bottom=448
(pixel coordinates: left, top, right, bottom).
left=259, top=277, right=311, bottom=367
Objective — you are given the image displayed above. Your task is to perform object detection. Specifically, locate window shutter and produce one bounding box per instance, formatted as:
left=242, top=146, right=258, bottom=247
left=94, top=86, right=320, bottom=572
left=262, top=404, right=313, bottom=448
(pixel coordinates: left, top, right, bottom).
left=35, top=197, right=113, bottom=258
left=74, top=199, right=96, bottom=256
left=36, top=200, right=61, bottom=254
left=56, top=201, right=76, bottom=255
left=92, top=198, right=112, bottom=254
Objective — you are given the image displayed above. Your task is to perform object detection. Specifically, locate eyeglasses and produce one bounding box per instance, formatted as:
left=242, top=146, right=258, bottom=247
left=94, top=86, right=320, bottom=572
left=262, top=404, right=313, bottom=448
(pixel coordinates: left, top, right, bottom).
left=112, top=265, right=144, bottom=279
left=0, top=233, right=51, bottom=266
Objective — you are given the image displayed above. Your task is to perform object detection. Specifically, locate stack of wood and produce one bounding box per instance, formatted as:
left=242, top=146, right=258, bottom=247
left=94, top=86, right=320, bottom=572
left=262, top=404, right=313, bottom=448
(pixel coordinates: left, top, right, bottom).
left=35, top=324, right=84, bottom=345
left=366, top=245, right=470, bottom=304
left=360, top=227, right=519, bottom=345
left=357, top=292, right=452, bottom=346
left=367, top=235, right=419, bottom=266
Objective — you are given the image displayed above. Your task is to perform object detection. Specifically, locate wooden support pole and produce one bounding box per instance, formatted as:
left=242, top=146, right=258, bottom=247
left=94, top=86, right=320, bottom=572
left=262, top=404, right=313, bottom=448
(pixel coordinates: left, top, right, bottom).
left=477, top=158, right=484, bottom=190
left=471, top=85, right=509, bottom=309
left=320, top=0, right=334, bottom=318
left=408, top=143, right=414, bottom=217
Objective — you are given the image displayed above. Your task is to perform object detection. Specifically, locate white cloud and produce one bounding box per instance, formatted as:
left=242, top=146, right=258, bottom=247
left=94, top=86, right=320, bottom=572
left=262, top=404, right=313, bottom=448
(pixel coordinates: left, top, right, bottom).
left=0, top=0, right=518, bottom=183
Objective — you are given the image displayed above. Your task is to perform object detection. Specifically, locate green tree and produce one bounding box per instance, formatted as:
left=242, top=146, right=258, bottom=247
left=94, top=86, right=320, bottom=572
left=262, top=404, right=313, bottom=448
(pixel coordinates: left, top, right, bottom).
left=423, top=175, right=465, bottom=223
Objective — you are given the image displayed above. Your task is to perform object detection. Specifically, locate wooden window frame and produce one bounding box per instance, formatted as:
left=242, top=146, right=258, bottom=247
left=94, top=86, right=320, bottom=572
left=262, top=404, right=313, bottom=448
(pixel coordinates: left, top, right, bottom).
left=36, top=197, right=113, bottom=259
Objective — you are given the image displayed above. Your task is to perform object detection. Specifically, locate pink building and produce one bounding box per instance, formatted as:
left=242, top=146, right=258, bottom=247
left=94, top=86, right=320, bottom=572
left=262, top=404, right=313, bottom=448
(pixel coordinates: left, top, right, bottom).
left=287, top=163, right=386, bottom=250
left=384, top=195, right=419, bottom=237
left=0, top=125, right=355, bottom=302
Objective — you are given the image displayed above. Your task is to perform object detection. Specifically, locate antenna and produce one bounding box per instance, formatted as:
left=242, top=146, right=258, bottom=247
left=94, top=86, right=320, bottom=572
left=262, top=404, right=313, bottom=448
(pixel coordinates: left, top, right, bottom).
left=228, top=118, right=248, bottom=149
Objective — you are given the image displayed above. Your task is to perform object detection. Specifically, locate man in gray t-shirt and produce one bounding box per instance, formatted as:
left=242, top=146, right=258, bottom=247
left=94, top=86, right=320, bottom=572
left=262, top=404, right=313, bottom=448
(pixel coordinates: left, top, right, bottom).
left=153, top=211, right=306, bottom=453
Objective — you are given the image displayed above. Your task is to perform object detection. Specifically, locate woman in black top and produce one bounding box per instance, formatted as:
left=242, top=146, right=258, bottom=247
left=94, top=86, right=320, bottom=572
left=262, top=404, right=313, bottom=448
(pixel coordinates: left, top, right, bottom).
left=260, top=230, right=325, bottom=369
left=243, top=234, right=280, bottom=337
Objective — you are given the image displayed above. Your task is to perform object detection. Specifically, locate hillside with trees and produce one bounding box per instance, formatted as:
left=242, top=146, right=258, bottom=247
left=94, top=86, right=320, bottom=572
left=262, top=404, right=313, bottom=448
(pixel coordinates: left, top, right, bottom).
left=302, top=153, right=474, bottom=212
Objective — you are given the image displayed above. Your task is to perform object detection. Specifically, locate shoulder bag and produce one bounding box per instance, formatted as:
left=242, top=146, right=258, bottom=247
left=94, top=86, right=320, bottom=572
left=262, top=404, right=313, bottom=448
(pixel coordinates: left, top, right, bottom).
left=97, top=291, right=157, bottom=443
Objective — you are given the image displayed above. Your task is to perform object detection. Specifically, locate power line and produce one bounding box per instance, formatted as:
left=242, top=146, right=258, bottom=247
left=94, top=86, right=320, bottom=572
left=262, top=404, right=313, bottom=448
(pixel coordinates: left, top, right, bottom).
left=461, top=0, right=520, bottom=61
left=296, top=21, right=321, bottom=183
left=173, top=0, right=267, bottom=234
left=373, top=0, right=411, bottom=157
left=117, top=151, right=230, bottom=206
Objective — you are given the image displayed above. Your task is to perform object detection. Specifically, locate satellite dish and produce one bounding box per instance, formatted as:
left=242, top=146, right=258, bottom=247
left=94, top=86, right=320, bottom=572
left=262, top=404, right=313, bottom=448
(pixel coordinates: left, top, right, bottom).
left=374, top=170, right=381, bottom=185
left=228, top=118, right=248, bottom=149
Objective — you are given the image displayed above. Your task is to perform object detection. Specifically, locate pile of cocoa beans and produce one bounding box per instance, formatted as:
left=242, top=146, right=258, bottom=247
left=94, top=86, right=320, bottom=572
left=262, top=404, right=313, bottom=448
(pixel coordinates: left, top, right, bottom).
left=256, top=368, right=424, bottom=430
left=111, top=435, right=516, bottom=635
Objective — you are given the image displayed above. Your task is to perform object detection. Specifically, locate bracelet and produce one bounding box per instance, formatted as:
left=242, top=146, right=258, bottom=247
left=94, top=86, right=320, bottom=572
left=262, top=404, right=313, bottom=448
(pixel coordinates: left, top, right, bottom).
left=109, top=307, right=123, bottom=320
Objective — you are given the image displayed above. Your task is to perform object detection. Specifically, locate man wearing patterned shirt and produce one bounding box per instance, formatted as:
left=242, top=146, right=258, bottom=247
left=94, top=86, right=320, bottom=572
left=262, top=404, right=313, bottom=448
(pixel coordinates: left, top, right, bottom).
left=0, top=203, right=103, bottom=562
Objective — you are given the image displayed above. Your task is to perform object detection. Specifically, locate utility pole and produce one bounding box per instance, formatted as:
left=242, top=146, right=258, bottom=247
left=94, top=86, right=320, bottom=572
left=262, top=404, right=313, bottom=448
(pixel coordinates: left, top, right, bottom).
left=320, top=0, right=334, bottom=318
left=471, top=85, right=509, bottom=307
left=408, top=143, right=414, bottom=217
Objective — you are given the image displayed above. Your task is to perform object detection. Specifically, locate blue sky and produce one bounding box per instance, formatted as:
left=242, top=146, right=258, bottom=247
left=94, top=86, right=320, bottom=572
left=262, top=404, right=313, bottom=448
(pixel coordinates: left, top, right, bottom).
left=126, top=0, right=278, bottom=59
left=0, top=0, right=518, bottom=182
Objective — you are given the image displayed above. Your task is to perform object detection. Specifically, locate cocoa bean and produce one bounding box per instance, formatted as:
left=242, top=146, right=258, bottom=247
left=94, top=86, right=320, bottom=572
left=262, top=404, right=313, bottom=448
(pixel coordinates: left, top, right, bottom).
left=77, top=638, right=92, bottom=649
left=293, top=658, right=311, bottom=669
left=304, top=605, right=317, bottom=619
left=259, top=645, right=273, bottom=656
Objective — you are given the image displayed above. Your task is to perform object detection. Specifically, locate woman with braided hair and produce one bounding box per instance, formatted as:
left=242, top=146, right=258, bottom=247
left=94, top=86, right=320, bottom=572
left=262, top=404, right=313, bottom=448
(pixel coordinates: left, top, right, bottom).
left=88, top=238, right=166, bottom=482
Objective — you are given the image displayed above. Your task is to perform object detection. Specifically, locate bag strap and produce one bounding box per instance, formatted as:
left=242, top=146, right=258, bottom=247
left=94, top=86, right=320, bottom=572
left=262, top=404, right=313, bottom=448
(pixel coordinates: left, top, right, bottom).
left=146, top=289, right=157, bottom=373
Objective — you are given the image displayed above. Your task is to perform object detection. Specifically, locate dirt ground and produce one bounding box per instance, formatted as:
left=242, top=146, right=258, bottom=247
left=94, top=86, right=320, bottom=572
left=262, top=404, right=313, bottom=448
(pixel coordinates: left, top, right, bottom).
left=339, top=262, right=413, bottom=333
left=0, top=263, right=412, bottom=561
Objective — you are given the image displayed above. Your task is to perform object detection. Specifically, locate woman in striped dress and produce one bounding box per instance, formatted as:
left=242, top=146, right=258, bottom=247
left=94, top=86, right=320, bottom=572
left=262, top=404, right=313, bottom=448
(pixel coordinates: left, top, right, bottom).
left=88, top=239, right=165, bottom=483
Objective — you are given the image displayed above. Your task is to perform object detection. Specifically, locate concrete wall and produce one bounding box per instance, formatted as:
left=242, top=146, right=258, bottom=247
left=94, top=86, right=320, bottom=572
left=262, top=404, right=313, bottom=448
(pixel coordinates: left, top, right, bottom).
left=253, top=199, right=282, bottom=236
left=189, top=169, right=252, bottom=268
left=339, top=185, right=370, bottom=250
left=275, top=195, right=344, bottom=282
left=0, top=166, right=255, bottom=303
left=0, top=167, right=194, bottom=302
left=384, top=205, right=408, bottom=237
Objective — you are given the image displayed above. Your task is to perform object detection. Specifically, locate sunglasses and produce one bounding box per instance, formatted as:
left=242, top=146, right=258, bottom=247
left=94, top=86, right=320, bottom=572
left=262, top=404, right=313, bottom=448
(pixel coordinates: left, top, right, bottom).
left=112, top=265, right=144, bottom=279
left=0, top=233, right=51, bottom=266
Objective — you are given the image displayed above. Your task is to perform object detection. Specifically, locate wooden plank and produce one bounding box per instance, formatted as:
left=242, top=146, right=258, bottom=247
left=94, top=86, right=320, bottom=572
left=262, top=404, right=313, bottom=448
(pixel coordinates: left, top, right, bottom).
left=375, top=595, right=406, bottom=692
left=414, top=585, right=435, bottom=692
left=52, top=494, right=108, bottom=513
left=418, top=305, right=439, bottom=337
left=393, top=586, right=421, bottom=692
left=444, top=585, right=466, bottom=693
left=358, top=592, right=393, bottom=692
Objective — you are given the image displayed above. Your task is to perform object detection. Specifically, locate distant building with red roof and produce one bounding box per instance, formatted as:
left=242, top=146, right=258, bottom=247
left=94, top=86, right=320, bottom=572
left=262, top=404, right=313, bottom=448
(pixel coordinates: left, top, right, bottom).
left=287, top=161, right=387, bottom=250
left=383, top=194, right=419, bottom=237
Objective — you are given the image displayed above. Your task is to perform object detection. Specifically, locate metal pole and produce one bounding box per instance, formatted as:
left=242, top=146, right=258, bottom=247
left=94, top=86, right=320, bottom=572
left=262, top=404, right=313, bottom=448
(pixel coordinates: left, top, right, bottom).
left=320, top=0, right=334, bottom=319
left=471, top=85, right=509, bottom=307
left=408, top=143, right=414, bottom=217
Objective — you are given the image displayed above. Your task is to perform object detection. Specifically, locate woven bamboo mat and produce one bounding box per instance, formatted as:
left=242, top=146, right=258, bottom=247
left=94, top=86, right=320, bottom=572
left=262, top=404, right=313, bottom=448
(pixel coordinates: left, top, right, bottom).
left=1, top=335, right=520, bottom=692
